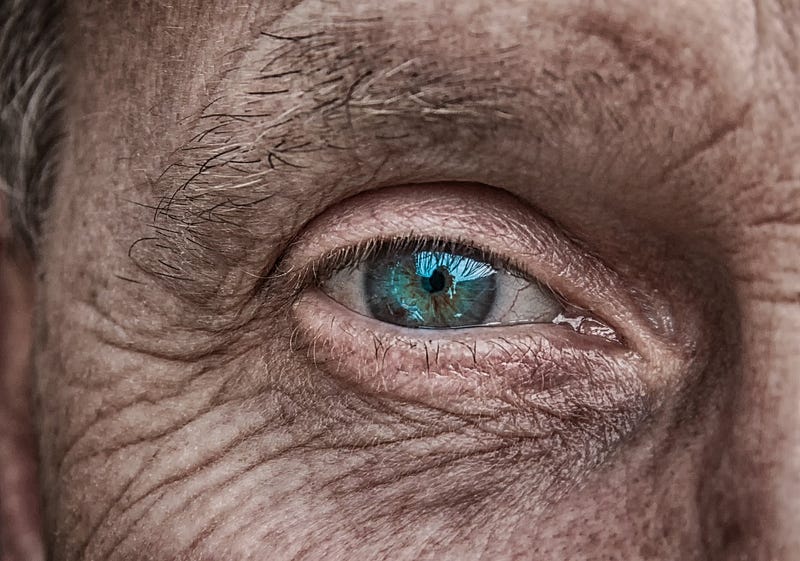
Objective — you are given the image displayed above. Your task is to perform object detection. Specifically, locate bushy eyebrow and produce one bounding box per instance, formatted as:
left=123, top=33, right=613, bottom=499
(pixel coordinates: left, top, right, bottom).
left=131, top=21, right=540, bottom=291
left=128, top=10, right=748, bottom=305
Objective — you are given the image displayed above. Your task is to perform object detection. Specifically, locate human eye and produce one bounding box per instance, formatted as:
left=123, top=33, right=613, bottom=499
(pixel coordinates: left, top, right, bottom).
left=317, top=237, right=613, bottom=336
left=277, top=182, right=667, bottom=418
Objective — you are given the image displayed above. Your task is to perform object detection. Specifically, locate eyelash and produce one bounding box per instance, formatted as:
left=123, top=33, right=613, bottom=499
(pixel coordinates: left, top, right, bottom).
left=270, top=184, right=650, bottom=351
left=277, top=233, right=630, bottom=343
left=301, top=235, right=534, bottom=288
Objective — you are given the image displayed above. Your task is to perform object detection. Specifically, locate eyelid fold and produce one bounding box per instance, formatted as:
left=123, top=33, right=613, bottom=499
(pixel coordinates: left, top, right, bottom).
left=277, top=181, right=690, bottom=430
left=280, top=182, right=663, bottom=360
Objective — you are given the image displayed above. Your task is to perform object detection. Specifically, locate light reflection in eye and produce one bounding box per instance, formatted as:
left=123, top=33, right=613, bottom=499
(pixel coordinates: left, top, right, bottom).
left=366, top=250, right=498, bottom=327
left=320, top=240, right=564, bottom=329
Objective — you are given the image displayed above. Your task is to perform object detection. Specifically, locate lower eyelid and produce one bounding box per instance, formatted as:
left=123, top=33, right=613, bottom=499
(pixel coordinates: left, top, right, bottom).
left=292, top=289, right=645, bottom=417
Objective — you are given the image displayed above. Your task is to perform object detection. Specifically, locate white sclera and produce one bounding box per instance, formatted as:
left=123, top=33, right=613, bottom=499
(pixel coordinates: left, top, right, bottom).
left=321, top=256, right=563, bottom=328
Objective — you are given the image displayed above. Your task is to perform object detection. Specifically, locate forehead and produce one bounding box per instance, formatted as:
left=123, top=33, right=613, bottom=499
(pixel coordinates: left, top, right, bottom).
left=69, top=0, right=759, bottom=209
left=78, top=0, right=758, bottom=102
left=56, top=0, right=798, bottom=303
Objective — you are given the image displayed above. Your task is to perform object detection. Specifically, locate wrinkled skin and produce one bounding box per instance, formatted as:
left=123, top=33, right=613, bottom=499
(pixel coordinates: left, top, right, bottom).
left=1, top=0, right=800, bottom=560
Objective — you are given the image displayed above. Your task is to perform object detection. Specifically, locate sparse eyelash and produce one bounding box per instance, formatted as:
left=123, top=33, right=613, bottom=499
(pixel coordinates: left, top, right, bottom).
left=298, top=235, right=534, bottom=287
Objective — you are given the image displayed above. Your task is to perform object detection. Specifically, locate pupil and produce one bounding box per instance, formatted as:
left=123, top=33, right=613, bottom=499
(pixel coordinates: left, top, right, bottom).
left=424, top=266, right=449, bottom=294
left=364, top=250, right=497, bottom=328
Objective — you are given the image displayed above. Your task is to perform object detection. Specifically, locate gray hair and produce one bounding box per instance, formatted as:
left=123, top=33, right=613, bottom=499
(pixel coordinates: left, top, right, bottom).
left=0, top=0, right=63, bottom=253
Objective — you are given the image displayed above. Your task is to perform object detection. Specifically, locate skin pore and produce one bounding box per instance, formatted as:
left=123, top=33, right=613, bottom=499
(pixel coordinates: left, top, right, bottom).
left=1, top=0, right=800, bottom=559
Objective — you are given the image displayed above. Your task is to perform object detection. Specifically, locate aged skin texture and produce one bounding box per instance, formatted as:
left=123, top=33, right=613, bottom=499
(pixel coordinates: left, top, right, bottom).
left=1, top=0, right=800, bottom=559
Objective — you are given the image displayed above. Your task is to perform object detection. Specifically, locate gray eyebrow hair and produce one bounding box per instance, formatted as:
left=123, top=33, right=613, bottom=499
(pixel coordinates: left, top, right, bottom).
left=131, top=11, right=735, bottom=307
left=131, top=21, right=535, bottom=295
left=0, top=0, right=64, bottom=255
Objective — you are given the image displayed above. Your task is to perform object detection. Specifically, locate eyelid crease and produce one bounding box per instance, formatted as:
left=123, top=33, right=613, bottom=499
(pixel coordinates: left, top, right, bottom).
left=276, top=182, right=671, bottom=359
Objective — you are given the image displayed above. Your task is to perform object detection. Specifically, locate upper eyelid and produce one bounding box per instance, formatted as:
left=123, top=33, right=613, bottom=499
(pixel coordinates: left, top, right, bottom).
left=281, top=185, right=599, bottom=295
left=277, top=183, right=670, bottom=359
left=300, top=236, right=532, bottom=286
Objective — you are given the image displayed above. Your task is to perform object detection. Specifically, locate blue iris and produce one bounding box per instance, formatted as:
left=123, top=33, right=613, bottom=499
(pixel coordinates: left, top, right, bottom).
left=364, top=250, right=497, bottom=328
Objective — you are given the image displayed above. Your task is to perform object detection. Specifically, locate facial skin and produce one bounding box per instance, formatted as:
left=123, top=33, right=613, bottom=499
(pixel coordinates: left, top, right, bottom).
left=1, top=0, right=799, bottom=559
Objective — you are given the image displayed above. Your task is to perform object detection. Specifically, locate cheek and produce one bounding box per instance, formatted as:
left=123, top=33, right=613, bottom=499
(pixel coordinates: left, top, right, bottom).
left=33, top=324, right=323, bottom=559
left=28, top=312, right=683, bottom=561
left=698, top=297, right=800, bottom=553
left=29, top=296, right=460, bottom=559
left=31, top=239, right=726, bottom=561
left=31, top=301, right=612, bottom=560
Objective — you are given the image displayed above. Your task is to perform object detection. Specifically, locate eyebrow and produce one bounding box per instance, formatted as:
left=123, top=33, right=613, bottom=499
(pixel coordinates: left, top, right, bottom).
left=129, top=7, right=753, bottom=301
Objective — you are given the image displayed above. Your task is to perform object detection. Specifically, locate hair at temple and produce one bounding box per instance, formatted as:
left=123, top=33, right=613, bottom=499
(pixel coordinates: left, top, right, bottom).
left=0, top=0, right=63, bottom=254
